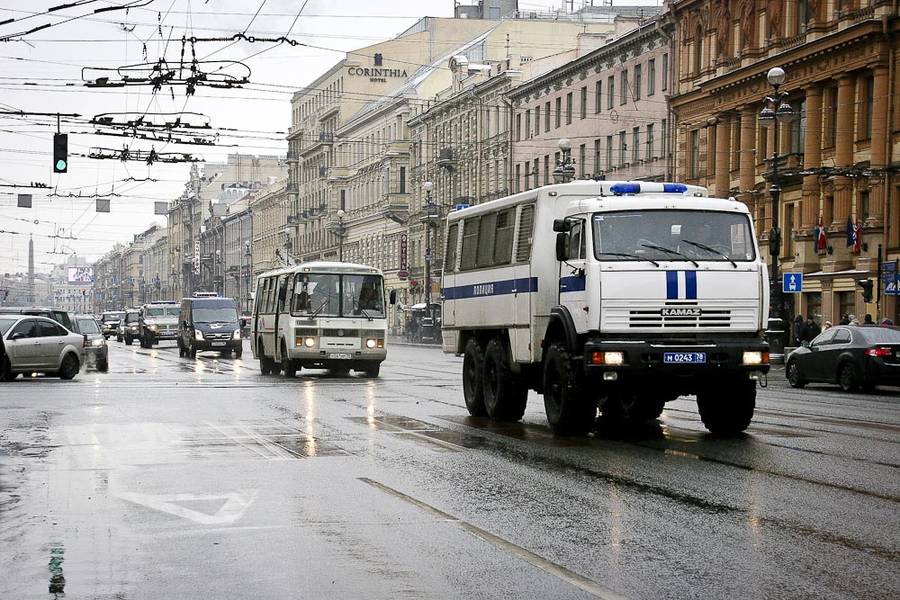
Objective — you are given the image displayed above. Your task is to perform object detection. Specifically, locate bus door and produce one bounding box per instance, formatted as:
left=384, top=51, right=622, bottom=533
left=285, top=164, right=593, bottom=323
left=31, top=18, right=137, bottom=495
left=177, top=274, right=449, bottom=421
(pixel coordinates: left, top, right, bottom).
left=274, top=274, right=291, bottom=358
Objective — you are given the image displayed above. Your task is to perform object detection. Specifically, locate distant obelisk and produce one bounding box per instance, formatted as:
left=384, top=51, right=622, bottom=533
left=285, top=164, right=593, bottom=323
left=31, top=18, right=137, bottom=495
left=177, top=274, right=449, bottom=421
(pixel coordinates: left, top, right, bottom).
left=27, top=234, right=34, bottom=303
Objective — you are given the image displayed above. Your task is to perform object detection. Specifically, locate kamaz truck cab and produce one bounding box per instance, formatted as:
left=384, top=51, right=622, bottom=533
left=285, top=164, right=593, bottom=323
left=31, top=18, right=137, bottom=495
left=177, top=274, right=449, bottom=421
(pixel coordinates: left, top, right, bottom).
left=441, top=180, right=770, bottom=436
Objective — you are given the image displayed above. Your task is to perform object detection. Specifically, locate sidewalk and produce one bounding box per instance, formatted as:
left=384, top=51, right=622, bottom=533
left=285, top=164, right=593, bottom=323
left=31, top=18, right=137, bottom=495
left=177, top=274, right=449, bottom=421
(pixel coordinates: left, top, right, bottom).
left=387, top=336, right=442, bottom=348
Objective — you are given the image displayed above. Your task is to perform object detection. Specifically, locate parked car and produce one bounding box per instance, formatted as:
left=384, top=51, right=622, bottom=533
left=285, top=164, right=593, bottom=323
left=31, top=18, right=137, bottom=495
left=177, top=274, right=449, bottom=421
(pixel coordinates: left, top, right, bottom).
left=178, top=295, right=242, bottom=358
left=0, top=306, right=73, bottom=330
left=786, top=325, right=900, bottom=392
left=0, top=315, right=82, bottom=380
left=99, top=311, right=126, bottom=339
left=138, top=300, right=179, bottom=348
left=117, top=309, right=141, bottom=344
left=71, top=314, right=108, bottom=372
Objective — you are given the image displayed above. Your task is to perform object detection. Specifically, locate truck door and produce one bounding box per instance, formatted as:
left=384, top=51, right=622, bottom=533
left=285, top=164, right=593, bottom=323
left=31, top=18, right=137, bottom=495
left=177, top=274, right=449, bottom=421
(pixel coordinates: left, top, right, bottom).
left=558, top=218, right=589, bottom=333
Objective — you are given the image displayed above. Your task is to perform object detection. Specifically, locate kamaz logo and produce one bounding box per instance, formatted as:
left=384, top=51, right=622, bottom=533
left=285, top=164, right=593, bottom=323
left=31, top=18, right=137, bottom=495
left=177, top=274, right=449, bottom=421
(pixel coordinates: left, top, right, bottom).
left=662, top=307, right=702, bottom=317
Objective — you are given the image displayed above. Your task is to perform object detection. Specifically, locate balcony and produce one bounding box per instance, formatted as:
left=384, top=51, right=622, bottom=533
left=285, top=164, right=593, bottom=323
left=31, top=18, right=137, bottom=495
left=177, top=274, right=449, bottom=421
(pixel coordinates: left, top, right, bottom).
left=384, top=141, right=410, bottom=157
left=437, top=147, right=456, bottom=170
left=381, top=192, right=411, bottom=225
left=327, top=166, right=354, bottom=182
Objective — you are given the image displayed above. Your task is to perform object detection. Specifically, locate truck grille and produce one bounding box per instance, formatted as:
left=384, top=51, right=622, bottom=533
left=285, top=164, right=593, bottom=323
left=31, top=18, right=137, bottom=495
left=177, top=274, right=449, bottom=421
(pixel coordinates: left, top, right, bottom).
left=628, top=307, right=731, bottom=328
left=603, top=300, right=758, bottom=331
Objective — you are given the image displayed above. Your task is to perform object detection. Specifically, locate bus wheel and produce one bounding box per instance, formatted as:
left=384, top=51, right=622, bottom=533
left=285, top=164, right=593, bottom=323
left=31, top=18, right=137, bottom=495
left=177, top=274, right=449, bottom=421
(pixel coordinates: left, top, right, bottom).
left=281, top=342, right=297, bottom=378
left=696, top=378, right=755, bottom=435
left=542, top=342, right=595, bottom=436
left=462, top=338, right=487, bottom=416
left=483, top=338, right=526, bottom=422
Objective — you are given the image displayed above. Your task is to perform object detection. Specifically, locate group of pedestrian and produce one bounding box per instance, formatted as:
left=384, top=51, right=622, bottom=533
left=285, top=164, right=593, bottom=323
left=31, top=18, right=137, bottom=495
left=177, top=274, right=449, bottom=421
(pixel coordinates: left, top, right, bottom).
left=793, top=315, right=822, bottom=346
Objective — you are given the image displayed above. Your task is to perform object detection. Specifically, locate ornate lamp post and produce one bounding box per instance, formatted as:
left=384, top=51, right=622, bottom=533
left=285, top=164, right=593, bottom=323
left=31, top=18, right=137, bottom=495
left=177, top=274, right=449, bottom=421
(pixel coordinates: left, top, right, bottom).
left=335, top=209, right=347, bottom=262
left=758, top=66, right=795, bottom=356
left=421, top=181, right=440, bottom=306
left=552, top=138, right=577, bottom=184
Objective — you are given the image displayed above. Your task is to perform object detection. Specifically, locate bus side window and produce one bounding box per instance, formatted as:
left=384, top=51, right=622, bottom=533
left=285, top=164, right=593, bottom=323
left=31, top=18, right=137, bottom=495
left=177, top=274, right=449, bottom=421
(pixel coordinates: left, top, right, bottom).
left=263, top=277, right=273, bottom=314
left=278, top=275, right=292, bottom=313
left=445, top=224, right=459, bottom=273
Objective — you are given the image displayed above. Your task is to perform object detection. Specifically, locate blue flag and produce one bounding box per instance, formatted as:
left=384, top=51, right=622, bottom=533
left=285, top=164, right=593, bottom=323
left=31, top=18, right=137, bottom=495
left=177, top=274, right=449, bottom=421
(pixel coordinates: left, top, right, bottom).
left=846, top=215, right=854, bottom=247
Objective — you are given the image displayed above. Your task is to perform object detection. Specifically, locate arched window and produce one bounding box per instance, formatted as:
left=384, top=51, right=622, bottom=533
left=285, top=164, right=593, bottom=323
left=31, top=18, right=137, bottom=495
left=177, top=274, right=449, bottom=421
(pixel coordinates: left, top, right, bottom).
left=694, top=23, right=704, bottom=74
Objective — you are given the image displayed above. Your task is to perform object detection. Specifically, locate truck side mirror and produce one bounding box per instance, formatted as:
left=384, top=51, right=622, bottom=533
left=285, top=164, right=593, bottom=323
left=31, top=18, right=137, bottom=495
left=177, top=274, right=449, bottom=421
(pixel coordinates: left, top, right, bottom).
left=389, top=290, right=397, bottom=305
left=555, top=232, right=569, bottom=262
left=552, top=218, right=572, bottom=232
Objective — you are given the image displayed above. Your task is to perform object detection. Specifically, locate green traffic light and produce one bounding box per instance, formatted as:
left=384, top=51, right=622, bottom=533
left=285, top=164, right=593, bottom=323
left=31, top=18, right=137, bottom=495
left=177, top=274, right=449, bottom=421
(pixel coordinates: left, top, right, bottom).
left=56, top=159, right=66, bottom=171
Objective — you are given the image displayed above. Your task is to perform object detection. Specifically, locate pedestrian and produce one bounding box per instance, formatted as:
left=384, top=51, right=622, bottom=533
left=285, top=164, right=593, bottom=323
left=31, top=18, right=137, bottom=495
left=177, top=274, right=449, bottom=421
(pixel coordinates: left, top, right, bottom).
left=864, top=314, right=874, bottom=325
left=839, top=314, right=851, bottom=325
left=823, top=320, right=833, bottom=330
left=803, top=316, right=820, bottom=344
left=850, top=315, right=860, bottom=326
left=793, top=314, right=805, bottom=347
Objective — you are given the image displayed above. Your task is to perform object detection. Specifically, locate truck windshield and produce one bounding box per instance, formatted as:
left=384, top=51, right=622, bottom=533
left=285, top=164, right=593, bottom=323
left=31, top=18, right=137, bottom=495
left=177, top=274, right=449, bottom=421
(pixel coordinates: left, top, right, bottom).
left=125, top=312, right=140, bottom=323
left=593, top=210, right=755, bottom=263
left=291, top=273, right=384, bottom=318
left=144, top=307, right=178, bottom=317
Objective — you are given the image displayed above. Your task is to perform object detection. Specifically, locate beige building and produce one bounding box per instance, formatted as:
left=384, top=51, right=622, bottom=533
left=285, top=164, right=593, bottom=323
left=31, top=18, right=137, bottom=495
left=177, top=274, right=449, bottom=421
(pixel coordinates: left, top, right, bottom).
left=142, top=229, right=169, bottom=302
left=251, top=181, right=291, bottom=277
left=669, top=0, right=899, bottom=323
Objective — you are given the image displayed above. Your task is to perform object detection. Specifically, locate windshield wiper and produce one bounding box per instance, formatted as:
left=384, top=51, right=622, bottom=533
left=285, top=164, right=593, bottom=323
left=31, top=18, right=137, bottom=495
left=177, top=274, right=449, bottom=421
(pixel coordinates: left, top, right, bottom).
left=640, top=243, right=699, bottom=267
left=358, top=306, right=374, bottom=321
left=681, top=239, right=737, bottom=268
left=597, top=251, right=659, bottom=267
left=310, top=299, right=329, bottom=318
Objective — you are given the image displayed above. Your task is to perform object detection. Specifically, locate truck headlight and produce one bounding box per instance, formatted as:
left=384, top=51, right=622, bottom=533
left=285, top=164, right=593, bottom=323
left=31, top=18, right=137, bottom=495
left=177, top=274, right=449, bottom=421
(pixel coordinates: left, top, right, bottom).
left=92, top=338, right=105, bottom=347
left=742, top=351, right=768, bottom=365
left=304, top=337, right=315, bottom=348
left=148, top=324, right=158, bottom=332
left=589, top=351, right=624, bottom=365
left=365, top=338, right=377, bottom=349
left=194, top=330, right=204, bottom=341
left=232, top=329, right=241, bottom=340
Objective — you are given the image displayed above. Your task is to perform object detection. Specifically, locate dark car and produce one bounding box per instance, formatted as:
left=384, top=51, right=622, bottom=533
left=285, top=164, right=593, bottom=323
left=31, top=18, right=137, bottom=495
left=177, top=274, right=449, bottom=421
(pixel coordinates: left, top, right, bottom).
left=177, top=296, right=242, bottom=358
left=70, top=314, right=109, bottom=372
left=0, top=306, right=73, bottom=330
left=786, top=325, right=900, bottom=392
left=117, top=309, right=141, bottom=344
left=99, top=311, right=126, bottom=339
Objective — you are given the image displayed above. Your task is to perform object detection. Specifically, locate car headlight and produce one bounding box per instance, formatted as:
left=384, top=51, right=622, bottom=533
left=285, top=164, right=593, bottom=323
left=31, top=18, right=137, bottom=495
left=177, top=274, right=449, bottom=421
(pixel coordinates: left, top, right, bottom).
left=742, top=351, right=768, bottom=365
left=92, top=338, right=105, bottom=347
left=232, top=329, right=241, bottom=340
left=194, top=330, right=204, bottom=341
left=304, top=337, right=315, bottom=348
left=366, top=338, right=377, bottom=349
left=148, top=324, right=158, bottom=331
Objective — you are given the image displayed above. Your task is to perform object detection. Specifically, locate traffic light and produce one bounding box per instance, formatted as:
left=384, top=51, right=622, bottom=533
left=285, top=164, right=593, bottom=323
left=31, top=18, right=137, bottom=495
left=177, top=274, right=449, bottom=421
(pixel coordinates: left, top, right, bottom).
left=858, top=279, right=873, bottom=303
left=53, top=133, right=68, bottom=173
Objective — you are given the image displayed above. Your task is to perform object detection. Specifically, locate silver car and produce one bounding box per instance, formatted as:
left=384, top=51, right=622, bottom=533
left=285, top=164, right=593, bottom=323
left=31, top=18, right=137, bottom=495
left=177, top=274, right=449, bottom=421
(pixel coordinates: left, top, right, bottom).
left=0, top=315, right=83, bottom=380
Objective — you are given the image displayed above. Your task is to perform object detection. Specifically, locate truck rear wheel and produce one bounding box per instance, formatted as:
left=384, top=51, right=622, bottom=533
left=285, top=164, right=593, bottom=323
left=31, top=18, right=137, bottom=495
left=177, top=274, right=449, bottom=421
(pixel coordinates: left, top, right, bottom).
left=542, top=343, right=595, bottom=435
left=696, top=378, right=755, bottom=435
left=482, top=338, right=527, bottom=422
left=462, top=339, right=487, bottom=416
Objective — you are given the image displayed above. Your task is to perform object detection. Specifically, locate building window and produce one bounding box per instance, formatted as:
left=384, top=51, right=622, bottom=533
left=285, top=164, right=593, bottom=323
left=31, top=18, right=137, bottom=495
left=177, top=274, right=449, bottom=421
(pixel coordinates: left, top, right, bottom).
left=399, top=166, right=406, bottom=194
left=731, top=117, right=741, bottom=171
left=634, top=63, right=642, bottom=100
left=632, top=127, right=640, bottom=163
left=525, top=161, right=531, bottom=190
left=544, top=155, right=550, bottom=184
left=784, top=202, right=795, bottom=258
left=618, top=131, right=626, bottom=167
left=607, top=76, right=614, bottom=110
left=594, top=138, right=601, bottom=173
left=544, top=101, right=551, bottom=131
left=823, top=194, right=834, bottom=225
left=661, top=53, right=668, bottom=91
left=859, top=190, right=870, bottom=222
left=837, top=291, right=855, bottom=322
left=790, top=99, right=806, bottom=155
left=535, top=106, right=541, bottom=134
left=579, top=144, right=586, bottom=177
left=525, top=109, right=531, bottom=139
left=555, top=97, right=562, bottom=128
left=620, top=69, right=628, bottom=105
left=824, top=85, right=838, bottom=147
left=647, top=59, right=656, bottom=96
left=797, top=0, right=810, bottom=34
left=580, top=86, right=587, bottom=119
left=515, top=113, right=522, bottom=141
left=566, top=92, right=573, bottom=125
left=595, top=80, right=602, bottom=113
left=693, top=25, right=703, bottom=75
left=515, top=163, right=521, bottom=193
left=689, top=129, right=700, bottom=179
left=861, top=74, right=874, bottom=140
left=661, top=119, right=667, bottom=158
left=646, top=123, right=654, bottom=160
left=606, top=135, right=613, bottom=171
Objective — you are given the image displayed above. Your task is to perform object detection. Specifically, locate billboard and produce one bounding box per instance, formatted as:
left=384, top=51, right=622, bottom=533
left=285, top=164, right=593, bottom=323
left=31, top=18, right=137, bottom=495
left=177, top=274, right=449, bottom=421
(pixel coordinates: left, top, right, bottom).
left=67, top=266, right=94, bottom=283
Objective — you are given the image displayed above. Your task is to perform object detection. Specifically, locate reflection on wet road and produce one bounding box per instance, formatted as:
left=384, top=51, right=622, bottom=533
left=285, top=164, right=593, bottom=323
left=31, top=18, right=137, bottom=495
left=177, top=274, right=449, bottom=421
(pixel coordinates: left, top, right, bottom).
left=0, top=340, right=898, bottom=599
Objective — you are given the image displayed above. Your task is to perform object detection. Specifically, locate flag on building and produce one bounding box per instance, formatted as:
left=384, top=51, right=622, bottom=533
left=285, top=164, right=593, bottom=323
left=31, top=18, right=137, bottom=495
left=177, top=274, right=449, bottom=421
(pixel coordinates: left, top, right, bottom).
left=852, top=219, right=862, bottom=254
left=846, top=215, right=855, bottom=247
left=815, top=216, right=827, bottom=253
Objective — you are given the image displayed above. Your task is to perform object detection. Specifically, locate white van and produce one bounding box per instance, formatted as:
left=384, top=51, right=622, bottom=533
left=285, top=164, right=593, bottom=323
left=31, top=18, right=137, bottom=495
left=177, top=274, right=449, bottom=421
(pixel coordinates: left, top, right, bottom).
left=251, top=261, right=387, bottom=378
left=442, top=180, right=770, bottom=435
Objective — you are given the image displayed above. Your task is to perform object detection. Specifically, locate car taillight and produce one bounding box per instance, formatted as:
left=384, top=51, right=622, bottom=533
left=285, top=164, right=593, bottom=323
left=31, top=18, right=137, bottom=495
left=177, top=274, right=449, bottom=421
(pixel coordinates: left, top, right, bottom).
left=864, top=347, right=893, bottom=357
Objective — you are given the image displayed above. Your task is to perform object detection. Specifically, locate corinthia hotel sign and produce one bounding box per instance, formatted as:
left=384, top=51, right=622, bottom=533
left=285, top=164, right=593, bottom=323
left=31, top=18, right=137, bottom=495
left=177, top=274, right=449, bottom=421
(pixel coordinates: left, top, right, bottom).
left=347, top=67, right=408, bottom=82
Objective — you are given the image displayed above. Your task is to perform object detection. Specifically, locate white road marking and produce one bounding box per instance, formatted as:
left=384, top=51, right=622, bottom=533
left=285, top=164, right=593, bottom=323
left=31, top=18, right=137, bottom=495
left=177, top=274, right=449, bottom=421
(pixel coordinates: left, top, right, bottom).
left=116, top=490, right=258, bottom=525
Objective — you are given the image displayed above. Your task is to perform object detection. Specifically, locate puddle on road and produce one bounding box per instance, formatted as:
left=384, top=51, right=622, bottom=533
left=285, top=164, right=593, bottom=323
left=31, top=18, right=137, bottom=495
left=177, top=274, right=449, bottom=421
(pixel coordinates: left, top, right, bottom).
left=48, top=544, right=65, bottom=595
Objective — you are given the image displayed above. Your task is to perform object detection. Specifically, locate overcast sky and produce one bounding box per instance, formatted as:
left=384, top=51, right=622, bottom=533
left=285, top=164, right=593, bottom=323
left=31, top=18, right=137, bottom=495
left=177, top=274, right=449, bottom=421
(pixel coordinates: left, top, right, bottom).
left=0, top=0, right=660, bottom=275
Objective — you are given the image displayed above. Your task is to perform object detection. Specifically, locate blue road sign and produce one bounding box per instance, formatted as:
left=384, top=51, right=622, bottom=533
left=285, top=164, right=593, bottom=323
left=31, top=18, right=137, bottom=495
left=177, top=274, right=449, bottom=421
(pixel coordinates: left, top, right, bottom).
left=783, top=272, right=803, bottom=293
left=883, top=262, right=899, bottom=296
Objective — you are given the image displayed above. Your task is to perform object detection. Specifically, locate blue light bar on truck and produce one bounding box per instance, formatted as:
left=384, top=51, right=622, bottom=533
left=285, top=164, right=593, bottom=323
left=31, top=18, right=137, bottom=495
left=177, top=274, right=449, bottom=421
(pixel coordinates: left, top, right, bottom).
left=609, top=182, right=689, bottom=195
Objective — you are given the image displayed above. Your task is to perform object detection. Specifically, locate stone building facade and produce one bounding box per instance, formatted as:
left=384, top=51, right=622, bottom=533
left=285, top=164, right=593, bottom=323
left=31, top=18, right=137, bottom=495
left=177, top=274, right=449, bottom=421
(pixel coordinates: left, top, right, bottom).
left=669, top=0, right=899, bottom=323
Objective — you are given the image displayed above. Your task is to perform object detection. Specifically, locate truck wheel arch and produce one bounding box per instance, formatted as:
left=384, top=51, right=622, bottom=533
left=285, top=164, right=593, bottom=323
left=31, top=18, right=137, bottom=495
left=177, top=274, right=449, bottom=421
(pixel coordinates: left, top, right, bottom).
left=544, top=307, right=579, bottom=357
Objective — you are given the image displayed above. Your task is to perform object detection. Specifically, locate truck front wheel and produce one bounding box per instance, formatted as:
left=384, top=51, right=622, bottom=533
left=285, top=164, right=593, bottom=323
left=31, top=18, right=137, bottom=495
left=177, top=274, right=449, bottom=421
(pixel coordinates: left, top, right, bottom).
left=542, top=343, right=595, bottom=435
left=482, top=338, right=527, bottom=422
left=696, top=378, right=755, bottom=435
left=462, top=339, right=487, bottom=416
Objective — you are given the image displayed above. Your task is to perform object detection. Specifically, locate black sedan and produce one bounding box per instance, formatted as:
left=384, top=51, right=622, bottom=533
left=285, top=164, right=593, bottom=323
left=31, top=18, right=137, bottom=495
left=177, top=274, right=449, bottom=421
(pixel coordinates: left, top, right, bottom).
left=786, top=325, right=900, bottom=392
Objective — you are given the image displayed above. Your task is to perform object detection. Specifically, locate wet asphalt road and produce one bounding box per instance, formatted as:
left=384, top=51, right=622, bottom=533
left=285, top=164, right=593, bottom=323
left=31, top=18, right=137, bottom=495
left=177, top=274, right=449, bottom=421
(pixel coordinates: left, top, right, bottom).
left=0, top=340, right=898, bottom=600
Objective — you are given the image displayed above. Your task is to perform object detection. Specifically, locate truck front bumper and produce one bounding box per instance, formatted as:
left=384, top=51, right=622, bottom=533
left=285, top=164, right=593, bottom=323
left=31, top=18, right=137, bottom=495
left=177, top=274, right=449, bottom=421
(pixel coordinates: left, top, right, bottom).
left=582, top=337, right=769, bottom=394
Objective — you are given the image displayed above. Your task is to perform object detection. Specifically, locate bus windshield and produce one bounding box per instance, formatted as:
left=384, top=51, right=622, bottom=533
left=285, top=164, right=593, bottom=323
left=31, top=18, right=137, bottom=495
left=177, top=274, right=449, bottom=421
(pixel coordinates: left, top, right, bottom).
left=593, top=210, right=756, bottom=263
left=291, top=273, right=384, bottom=318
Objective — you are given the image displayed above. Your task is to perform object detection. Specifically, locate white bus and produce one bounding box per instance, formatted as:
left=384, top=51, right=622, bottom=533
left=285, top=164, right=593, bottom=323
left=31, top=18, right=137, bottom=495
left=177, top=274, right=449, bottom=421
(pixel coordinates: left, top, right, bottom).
left=251, top=261, right=387, bottom=378
left=442, top=180, right=770, bottom=436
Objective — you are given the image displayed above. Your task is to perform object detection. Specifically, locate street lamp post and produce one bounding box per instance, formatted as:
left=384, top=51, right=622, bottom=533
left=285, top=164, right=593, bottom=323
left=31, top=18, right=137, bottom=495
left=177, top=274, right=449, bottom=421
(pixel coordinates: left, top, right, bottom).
left=335, top=209, right=347, bottom=261
left=552, top=138, right=577, bottom=184
left=758, top=66, right=795, bottom=357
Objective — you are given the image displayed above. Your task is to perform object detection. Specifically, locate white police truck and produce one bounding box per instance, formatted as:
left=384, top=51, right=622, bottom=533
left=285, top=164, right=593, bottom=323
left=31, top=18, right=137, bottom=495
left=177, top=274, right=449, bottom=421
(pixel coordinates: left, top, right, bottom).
left=442, top=180, right=770, bottom=435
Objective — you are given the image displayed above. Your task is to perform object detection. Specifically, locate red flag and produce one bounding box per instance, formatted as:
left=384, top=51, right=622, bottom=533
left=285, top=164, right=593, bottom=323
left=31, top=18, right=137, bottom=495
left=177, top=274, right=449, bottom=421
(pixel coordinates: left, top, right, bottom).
left=852, top=219, right=862, bottom=253
left=815, top=216, right=827, bottom=252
